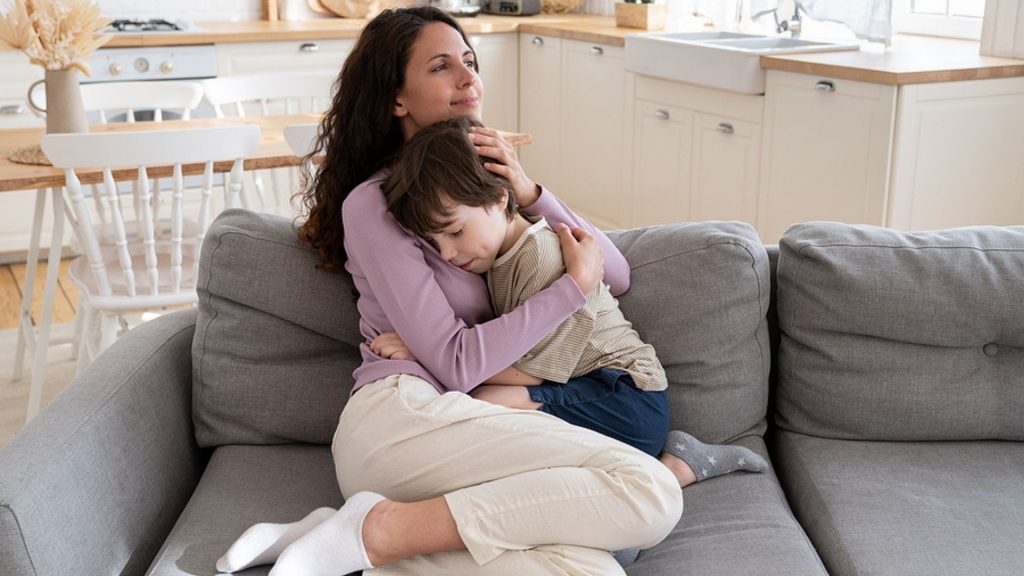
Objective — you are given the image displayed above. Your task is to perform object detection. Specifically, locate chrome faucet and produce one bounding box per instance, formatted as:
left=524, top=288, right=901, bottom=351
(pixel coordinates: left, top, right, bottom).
left=774, top=4, right=803, bottom=38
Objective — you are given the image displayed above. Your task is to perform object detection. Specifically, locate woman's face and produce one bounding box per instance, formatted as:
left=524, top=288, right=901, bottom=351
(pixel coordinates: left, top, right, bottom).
left=394, top=22, right=483, bottom=140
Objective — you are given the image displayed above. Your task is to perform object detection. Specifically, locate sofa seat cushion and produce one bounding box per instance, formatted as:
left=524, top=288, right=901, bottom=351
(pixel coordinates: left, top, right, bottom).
left=776, top=223, right=1024, bottom=441
left=774, top=430, right=1024, bottom=576
left=629, top=436, right=826, bottom=575
left=145, top=444, right=343, bottom=576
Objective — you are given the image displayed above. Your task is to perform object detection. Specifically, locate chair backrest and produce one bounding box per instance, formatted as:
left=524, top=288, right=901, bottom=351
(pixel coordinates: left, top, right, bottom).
left=201, top=73, right=336, bottom=118
left=80, top=81, right=204, bottom=122
left=284, top=123, right=321, bottom=158
left=40, top=126, right=260, bottom=305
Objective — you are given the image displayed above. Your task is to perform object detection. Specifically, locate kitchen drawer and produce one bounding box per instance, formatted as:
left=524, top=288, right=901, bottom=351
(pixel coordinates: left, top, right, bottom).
left=217, top=39, right=356, bottom=76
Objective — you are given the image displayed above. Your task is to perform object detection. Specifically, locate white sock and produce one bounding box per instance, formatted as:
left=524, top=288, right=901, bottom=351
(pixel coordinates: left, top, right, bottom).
left=216, top=507, right=335, bottom=573
left=269, top=491, right=386, bottom=576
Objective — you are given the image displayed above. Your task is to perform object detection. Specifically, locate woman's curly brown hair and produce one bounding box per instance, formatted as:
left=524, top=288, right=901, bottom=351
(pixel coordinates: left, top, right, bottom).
left=295, top=7, right=477, bottom=271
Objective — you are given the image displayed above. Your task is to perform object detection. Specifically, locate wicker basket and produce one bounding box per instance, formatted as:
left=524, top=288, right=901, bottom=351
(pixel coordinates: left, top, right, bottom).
left=320, top=0, right=412, bottom=18
left=541, top=0, right=584, bottom=14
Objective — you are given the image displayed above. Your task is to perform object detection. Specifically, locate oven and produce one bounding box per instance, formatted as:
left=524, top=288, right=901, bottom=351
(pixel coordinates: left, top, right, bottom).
left=27, top=19, right=219, bottom=123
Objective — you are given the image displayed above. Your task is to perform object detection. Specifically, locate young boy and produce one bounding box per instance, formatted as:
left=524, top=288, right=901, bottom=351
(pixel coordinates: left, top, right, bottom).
left=380, top=116, right=767, bottom=485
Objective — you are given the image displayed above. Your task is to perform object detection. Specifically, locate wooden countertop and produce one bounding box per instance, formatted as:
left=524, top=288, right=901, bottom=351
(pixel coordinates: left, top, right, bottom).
left=5, top=14, right=1023, bottom=85
left=761, top=34, right=1024, bottom=85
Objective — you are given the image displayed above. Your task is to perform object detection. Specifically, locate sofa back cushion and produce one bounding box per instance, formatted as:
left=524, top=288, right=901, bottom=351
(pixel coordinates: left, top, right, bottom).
left=775, top=222, right=1024, bottom=441
left=192, top=210, right=363, bottom=447
left=609, top=222, right=771, bottom=444
left=193, top=211, right=771, bottom=447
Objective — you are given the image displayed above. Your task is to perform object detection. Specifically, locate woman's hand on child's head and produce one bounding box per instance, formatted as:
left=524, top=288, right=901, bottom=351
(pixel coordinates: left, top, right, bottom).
left=469, top=126, right=540, bottom=208
left=557, top=224, right=604, bottom=294
left=370, top=332, right=417, bottom=361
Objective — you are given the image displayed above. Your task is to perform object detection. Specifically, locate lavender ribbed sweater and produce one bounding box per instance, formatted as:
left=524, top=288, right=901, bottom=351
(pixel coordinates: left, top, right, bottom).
left=343, top=169, right=631, bottom=394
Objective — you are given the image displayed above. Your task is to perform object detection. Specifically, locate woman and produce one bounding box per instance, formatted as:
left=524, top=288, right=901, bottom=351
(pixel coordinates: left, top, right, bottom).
left=218, top=8, right=682, bottom=576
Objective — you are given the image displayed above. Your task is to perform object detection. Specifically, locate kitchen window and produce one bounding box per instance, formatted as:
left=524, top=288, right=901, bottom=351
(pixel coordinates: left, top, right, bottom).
left=892, top=0, right=987, bottom=39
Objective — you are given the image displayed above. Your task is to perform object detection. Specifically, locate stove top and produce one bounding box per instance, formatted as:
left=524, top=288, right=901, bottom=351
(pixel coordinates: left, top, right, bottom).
left=106, top=19, right=198, bottom=33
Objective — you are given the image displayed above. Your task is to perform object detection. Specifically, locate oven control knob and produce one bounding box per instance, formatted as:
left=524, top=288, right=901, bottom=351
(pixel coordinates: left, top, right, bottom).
left=160, top=60, right=175, bottom=74
left=134, top=57, right=150, bottom=73
left=109, top=63, right=124, bottom=76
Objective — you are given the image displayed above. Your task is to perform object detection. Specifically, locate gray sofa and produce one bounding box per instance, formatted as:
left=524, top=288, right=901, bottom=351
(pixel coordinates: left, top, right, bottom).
left=1, top=209, right=1021, bottom=576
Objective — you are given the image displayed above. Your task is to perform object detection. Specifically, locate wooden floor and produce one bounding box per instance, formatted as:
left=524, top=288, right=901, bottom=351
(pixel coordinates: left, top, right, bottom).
left=0, top=258, right=78, bottom=330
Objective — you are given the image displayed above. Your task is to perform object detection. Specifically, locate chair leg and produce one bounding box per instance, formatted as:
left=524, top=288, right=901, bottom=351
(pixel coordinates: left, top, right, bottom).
left=74, top=301, right=96, bottom=377
left=99, top=314, right=119, bottom=354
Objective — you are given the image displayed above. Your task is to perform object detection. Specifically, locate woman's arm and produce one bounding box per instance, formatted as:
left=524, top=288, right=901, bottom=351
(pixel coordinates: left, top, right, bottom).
left=344, top=183, right=590, bottom=393
left=470, top=126, right=631, bottom=296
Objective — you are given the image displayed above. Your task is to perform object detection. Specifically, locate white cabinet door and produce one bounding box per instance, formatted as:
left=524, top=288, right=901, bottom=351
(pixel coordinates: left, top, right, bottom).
left=561, top=39, right=628, bottom=228
left=691, top=112, right=760, bottom=224
left=758, top=70, right=896, bottom=243
left=630, top=76, right=763, bottom=229
left=631, top=100, right=693, bottom=226
left=471, top=33, right=518, bottom=133
left=518, top=33, right=562, bottom=193
left=889, top=76, right=1024, bottom=230
left=217, top=39, right=355, bottom=76
left=0, top=52, right=43, bottom=129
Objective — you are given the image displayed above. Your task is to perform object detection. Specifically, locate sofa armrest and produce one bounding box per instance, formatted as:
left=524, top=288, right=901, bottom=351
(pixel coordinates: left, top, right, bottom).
left=0, top=309, right=205, bottom=576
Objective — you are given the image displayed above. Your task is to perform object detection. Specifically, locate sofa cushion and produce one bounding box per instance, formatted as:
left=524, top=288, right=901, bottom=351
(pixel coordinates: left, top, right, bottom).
left=192, top=209, right=364, bottom=447
left=145, top=444, right=343, bottom=576
left=194, top=213, right=770, bottom=447
left=776, top=223, right=1024, bottom=441
left=774, top=430, right=1024, bottom=576
left=628, top=436, right=826, bottom=576
left=610, top=222, right=771, bottom=443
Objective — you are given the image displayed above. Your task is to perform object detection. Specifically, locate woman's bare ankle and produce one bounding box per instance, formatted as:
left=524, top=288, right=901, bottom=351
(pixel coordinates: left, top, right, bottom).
left=361, top=499, right=398, bottom=567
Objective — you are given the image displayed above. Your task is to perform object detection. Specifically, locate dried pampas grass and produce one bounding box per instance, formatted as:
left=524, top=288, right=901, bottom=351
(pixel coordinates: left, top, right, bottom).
left=0, top=0, right=110, bottom=75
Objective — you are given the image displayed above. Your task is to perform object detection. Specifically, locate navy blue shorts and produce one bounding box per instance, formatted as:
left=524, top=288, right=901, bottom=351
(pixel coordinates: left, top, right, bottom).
left=528, top=368, right=669, bottom=457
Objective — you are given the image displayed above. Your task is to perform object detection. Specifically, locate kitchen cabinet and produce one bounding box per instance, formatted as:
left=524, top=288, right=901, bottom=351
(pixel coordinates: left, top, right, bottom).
left=760, top=70, right=1024, bottom=242
left=518, top=33, right=562, bottom=192
left=517, top=35, right=629, bottom=229
left=888, top=76, right=1024, bottom=230
left=217, top=39, right=356, bottom=77
left=471, top=33, right=518, bottom=133
left=0, top=52, right=43, bottom=130
left=758, top=70, right=896, bottom=243
left=561, top=39, right=629, bottom=228
left=630, top=76, right=762, bottom=228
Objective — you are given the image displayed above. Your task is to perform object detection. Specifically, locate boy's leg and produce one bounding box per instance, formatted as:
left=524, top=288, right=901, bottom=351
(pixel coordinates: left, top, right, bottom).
left=469, top=384, right=542, bottom=410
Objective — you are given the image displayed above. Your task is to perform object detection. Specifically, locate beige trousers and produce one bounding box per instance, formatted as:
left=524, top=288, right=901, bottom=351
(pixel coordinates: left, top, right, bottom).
left=332, top=374, right=683, bottom=576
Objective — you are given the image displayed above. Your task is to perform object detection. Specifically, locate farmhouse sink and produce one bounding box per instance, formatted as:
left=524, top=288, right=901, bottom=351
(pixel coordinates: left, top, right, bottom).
left=625, top=31, right=860, bottom=94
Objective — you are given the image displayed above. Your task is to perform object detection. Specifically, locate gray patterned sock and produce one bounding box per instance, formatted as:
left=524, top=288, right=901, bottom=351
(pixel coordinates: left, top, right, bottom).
left=663, top=430, right=768, bottom=482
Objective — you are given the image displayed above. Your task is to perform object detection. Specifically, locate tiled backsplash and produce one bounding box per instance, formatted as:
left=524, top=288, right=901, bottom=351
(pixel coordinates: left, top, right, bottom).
left=96, top=0, right=264, bottom=22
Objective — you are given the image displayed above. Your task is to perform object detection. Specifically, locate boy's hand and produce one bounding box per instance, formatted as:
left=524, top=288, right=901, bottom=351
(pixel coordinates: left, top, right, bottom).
left=557, top=224, right=604, bottom=294
left=370, top=331, right=417, bottom=361
left=469, top=126, right=540, bottom=208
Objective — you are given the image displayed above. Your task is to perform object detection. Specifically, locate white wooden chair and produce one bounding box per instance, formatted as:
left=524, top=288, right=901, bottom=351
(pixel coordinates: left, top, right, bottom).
left=201, top=73, right=335, bottom=216
left=14, top=82, right=207, bottom=421
left=39, top=125, right=260, bottom=368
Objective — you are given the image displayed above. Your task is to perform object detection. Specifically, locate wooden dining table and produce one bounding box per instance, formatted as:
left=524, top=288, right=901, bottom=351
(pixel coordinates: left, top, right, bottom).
left=0, top=115, right=531, bottom=422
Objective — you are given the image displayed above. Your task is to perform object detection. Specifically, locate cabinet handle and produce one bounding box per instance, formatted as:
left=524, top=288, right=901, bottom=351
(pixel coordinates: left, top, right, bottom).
left=590, top=46, right=604, bottom=56
left=299, top=42, right=320, bottom=53
left=815, top=80, right=836, bottom=92
left=655, top=109, right=670, bottom=120
left=532, top=36, right=544, bottom=46
left=717, top=122, right=734, bottom=134
left=1, top=104, right=25, bottom=115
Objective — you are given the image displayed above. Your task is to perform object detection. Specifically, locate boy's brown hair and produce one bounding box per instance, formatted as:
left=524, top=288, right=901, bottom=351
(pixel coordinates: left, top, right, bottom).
left=385, top=116, right=516, bottom=237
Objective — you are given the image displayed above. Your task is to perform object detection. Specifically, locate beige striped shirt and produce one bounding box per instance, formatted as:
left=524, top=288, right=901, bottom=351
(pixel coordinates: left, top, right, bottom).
left=486, top=218, right=667, bottom=391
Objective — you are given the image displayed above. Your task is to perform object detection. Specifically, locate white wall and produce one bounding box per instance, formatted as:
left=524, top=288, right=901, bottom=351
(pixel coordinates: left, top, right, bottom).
left=96, top=0, right=264, bottom=22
